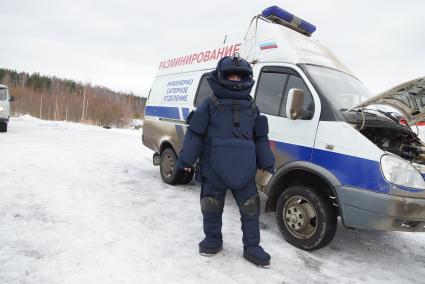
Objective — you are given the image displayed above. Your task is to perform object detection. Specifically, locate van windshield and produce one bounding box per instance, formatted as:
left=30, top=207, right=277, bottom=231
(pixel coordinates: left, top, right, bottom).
left=0, top=89, right=7, bottom=101
left=305, top=65, right=375, bottom=111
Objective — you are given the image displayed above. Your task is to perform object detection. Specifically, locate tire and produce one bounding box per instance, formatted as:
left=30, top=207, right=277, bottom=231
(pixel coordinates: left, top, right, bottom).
left=160, top=148, right=180, bottom=185
left=276, top=185, right=337, bottom=251
left=0, top=122, right=7, bottom=133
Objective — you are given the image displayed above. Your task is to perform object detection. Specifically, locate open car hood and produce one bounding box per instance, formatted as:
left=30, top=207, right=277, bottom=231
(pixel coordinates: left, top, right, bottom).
left=352, top=77, right=425, bottom=125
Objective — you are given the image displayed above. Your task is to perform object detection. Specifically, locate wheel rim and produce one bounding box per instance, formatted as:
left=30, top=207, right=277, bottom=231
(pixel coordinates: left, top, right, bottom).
left=161, top=153, right=175, bottom=178
left=283, top=195, right=317, bottom=239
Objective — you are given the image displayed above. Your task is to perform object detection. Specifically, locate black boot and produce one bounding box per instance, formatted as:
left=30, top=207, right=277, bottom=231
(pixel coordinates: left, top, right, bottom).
left=243, top=245, right=271, bottom=267
left=239, top=195, right=270, bottom=267
left=199, top=237, right=223, bottom=256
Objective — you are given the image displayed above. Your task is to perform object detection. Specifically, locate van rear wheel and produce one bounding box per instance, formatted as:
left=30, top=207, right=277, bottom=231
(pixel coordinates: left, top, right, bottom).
left=276, top=185, right=337, bottom=251
left=0, top=122, right=7, bottom=132
left=160, top=148, right=180, bottom=185
left=160, top=148, right=193, bottom=185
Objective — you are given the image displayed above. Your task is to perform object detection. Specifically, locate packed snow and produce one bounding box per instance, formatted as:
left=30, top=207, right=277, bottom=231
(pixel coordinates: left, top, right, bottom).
left=1, top=116, right=425, bottom=284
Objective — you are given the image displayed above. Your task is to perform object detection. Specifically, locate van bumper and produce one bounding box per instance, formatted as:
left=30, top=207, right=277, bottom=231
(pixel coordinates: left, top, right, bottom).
left=0, top=117, right=9, bottom=123
left=336, top=186, right=425, bottom=232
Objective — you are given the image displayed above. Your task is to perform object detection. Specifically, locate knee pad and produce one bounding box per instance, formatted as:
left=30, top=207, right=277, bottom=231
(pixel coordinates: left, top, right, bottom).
left=200, top=196, right=224, bottom=214
left=240, top=195, right=260, bottom=216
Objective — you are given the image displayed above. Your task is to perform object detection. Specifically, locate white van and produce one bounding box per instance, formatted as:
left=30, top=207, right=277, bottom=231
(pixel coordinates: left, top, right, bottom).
left=0, top=84, right=14, bottom=132
left=143, top=6, right=425, bottom=250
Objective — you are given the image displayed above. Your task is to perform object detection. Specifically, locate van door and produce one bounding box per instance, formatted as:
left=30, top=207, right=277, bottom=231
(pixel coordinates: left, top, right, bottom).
left=252, top=64, right=321, bottom=166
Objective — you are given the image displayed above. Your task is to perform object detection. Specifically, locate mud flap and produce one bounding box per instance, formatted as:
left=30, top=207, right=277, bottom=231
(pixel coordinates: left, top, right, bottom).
left=210, top=138, right=256, bottom=189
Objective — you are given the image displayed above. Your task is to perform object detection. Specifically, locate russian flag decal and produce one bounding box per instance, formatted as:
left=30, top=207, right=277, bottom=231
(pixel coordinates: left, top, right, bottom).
left=259, top=40, right=278, bottom=50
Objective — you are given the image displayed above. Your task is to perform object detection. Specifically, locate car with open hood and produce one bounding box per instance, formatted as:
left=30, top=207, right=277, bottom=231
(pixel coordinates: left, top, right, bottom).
left=142, top=5, right=425, bottom=250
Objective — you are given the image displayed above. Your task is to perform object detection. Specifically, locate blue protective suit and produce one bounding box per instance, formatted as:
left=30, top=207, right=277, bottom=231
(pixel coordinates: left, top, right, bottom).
left=176, top=68, right=274, bottom=259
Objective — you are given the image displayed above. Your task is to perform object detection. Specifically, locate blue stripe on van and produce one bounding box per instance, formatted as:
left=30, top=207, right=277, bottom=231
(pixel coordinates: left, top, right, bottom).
left=182, top=108, right=190, bottom=120
left=312, top=147, right=390, bottom=194
left=143, top=106, right=394, bottom=193
left=145, top=106, right=180, bottom=120
left=145, top=105, right=192, bottom=120
left=273, top=139, right=313, bottom=162
left=272, top=140, right=391, bottom=194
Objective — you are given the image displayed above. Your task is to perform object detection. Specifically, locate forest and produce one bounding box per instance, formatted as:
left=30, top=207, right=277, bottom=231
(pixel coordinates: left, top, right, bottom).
left=0, top=69, right=146, bottom=127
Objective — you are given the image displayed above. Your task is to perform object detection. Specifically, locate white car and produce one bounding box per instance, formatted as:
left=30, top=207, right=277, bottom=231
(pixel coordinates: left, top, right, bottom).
left=0, top=84, right=15, bottom=132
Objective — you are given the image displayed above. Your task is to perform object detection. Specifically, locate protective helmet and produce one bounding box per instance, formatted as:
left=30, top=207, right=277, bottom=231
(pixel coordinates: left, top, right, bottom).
left=216, top=53, right=254, bottom=91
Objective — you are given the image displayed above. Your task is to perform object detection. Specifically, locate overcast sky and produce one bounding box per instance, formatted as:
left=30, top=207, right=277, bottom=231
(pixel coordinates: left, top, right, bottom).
left=0, top=0, right=423, bottom=96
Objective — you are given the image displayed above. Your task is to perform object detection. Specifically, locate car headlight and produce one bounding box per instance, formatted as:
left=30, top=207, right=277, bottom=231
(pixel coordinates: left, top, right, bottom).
left=0, top=106, right=3, bottom=112
left=381, top=154, right=425, bottom=189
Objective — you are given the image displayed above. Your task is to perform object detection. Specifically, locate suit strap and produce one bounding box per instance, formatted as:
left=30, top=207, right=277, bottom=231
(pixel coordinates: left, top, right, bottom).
left=233, top=100, right=240, bottom=127
left=248, top=96, right=257, bottom=117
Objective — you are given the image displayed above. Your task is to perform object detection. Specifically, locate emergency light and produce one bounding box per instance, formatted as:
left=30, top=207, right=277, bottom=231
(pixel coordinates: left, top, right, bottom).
left=261, top=6, right=316, bottom=36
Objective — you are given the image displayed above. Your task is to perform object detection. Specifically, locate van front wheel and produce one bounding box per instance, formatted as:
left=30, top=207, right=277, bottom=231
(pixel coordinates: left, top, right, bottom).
left=276, top=185, right=337, bottom=251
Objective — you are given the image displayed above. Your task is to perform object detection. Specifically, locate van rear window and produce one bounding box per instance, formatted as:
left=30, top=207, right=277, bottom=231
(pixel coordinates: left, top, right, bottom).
left=0, top=89, right=7, bottom=101
left=194, top=75, right=213, bottom=107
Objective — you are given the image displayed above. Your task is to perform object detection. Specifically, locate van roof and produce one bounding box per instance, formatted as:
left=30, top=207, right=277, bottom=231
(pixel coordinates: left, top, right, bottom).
left=0, top=83, right=7, bottom=89
left=155, top=16, right=352, bottom=77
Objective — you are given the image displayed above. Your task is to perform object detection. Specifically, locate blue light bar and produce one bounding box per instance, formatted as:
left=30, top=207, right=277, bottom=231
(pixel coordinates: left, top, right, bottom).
left=261, top=6, right=316, bottom=36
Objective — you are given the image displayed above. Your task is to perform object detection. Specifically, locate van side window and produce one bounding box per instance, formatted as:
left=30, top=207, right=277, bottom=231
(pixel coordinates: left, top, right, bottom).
left=255, top=72, right=289, bottom=116
left=280, top=75, right=315, bottom=117
left=194, top=75, right=214, bottom=107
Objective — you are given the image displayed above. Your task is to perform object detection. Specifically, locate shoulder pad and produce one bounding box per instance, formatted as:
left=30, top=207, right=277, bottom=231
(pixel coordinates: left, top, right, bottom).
left=188, top=110, right=209, bottom=135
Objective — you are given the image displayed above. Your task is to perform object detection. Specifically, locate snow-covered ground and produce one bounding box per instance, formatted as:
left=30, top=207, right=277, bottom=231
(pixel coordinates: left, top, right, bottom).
left=1, top=116, right=425, bottom=284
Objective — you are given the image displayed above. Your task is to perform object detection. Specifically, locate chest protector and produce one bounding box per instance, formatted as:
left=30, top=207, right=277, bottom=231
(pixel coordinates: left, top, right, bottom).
left=206, top=95, right=258, bottom=189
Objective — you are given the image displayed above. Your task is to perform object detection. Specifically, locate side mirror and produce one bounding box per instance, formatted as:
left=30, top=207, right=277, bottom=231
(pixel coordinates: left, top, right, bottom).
left=286, top=88, right=306, bottom=120
left=9, top=96, right=15, bottom=102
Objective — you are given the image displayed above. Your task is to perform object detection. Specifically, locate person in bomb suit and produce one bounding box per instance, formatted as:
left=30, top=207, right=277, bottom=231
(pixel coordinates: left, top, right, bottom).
left=176, top=54, right=275, bottom=267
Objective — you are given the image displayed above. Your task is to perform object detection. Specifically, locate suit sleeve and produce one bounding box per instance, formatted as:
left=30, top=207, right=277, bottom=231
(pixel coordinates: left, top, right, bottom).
left=175, top=99, right=210, bottom=170
left=254, top=107, right=275, bottom=174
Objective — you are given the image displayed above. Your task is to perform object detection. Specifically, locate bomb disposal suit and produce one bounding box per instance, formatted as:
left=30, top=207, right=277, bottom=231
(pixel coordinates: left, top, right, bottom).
left=175, top=56, right=275, bottom=266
